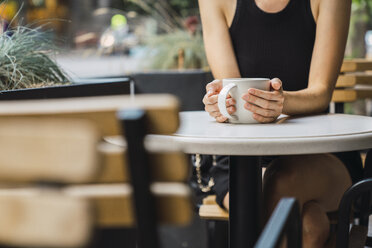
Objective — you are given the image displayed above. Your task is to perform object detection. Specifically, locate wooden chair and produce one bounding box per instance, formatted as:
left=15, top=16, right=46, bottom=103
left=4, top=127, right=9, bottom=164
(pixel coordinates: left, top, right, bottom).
left=0, top=95, right=192, bottom=248
left=331, top=59, right=372, bottom=113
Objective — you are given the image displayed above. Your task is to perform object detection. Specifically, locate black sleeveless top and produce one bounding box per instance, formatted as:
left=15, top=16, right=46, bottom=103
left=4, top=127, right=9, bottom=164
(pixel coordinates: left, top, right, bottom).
left=229, top=0, right=316, bottom=91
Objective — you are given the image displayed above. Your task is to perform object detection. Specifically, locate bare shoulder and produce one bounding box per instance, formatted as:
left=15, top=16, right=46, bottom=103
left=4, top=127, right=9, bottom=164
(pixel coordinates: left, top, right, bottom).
left=198, top=0, right=236, bottom=26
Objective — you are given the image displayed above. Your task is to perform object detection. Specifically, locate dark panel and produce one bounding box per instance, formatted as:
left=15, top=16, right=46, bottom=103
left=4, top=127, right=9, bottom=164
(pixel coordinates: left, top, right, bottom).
left=132, top=71, right=213, bottom=111
left=0, top=77, right=132, bottom=100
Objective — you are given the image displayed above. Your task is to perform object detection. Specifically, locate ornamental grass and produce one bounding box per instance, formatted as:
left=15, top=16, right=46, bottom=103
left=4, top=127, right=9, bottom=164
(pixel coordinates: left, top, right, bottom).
left=0, top=24, right=69, bottom=90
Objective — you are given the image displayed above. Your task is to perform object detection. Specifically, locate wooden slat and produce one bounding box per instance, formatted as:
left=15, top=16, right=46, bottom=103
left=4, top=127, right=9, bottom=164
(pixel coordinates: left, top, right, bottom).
left=0, top=94, right=180, bottom=136
left=199, top=195, right=228, bottom=221
left=0, top=119, right=101, bottom=183
left=0, top=184, right=193, bottom=241
left=341, top=59, right=372, bottom=72
left=97, top=142, right=189, bottom=183
left=199, top=204, right=229, bottom=221
left=332, top=89, right=357, bottom=102
left=65, top=183, right=193, bottom=227
left=0, top=189, right=92, bottom=248
left=336, top=73, right=372, bottom=88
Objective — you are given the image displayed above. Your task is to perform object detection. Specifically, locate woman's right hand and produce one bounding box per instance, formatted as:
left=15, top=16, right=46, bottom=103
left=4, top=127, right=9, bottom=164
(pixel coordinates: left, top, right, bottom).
left=203, top=79, right=236, bottom=123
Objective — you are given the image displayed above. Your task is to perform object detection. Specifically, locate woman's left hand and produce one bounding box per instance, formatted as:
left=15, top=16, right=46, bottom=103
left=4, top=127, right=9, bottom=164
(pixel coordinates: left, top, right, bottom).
left=242, top=78, right=284, bottom=123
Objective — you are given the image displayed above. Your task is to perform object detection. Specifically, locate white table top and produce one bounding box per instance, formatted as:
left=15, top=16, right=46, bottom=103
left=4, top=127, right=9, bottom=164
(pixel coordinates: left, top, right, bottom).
left=148, top=111, right=372, bottom=155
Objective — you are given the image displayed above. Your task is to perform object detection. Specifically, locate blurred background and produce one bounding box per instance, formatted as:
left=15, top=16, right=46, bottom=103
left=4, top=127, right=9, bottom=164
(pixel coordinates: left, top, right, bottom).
left=0, top=0, right=371, bottom=77
left=0, top=0, right=207, bottom=79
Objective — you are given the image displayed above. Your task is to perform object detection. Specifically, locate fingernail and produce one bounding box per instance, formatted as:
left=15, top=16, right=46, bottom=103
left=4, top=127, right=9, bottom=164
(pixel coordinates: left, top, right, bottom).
left=207, top=90, right=213, bottom=95
left=248, top=89, right=255, bottom=94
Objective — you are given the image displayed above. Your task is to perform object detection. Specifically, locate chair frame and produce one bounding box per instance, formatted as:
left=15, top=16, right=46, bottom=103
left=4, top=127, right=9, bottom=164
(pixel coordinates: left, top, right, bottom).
left=119, top=109, right=160, bottom=248
left=254, top=198, right=302, bottom=248
left=336, top=150, right=372, bottom=248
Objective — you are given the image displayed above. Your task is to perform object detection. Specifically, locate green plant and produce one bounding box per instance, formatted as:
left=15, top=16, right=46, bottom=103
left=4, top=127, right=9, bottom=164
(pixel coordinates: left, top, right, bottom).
left=143, top=31, right=208, bottom=70
left=0, top=24, right=69, bottom=90
left=346, top=0, right=372, bottom=58
left=127, top=0, right=208, bottom=70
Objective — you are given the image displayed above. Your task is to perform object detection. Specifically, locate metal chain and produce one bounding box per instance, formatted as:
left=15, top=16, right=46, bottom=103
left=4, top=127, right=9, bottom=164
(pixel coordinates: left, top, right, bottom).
left=195, top=154, right=215, bottom=193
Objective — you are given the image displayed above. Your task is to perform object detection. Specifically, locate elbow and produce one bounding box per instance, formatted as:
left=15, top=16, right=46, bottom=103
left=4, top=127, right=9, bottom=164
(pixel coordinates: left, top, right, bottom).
left=316, top=88, right=333, bottom=113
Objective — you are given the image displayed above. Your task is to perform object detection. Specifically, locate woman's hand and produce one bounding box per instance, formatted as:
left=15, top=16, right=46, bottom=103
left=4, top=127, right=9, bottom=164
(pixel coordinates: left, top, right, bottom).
left=242, top=78, right=284, bottom=123
left=203, top=79, right=236, bottom=123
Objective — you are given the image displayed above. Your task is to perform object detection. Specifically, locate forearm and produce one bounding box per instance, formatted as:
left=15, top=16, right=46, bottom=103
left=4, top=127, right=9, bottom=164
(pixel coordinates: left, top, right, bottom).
left=283, top=87, right=332, bottom=115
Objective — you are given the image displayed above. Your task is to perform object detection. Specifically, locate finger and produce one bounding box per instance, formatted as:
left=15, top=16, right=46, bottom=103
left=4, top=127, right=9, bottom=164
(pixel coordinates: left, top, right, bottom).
left=246, top=88, right=283, bottom=101
left=206, top=104, right=236, bottom=116
left=227, top=106, right=236, bottom=114
left=226, top=98, right=236, bottom=107
left=242, top=93, right=280, bottom=110
left=205, top=104, right=219, bottom=113
left=203, top=94, right=219, bottom=105
left=252, top=113, right=276, bottom=123
left=216, top=115, right=228, bottom=123
left=206, top=80, right=222, bottom=95
left=245, top=103, right=278, bottom=118
left=209, top=111, right=221, bottom=118
left=270, top=78, right=283, bottom=91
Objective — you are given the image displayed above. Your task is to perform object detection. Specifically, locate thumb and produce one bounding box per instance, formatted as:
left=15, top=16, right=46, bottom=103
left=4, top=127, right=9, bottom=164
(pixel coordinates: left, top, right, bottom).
left=271, top=78, right=282, bottom=91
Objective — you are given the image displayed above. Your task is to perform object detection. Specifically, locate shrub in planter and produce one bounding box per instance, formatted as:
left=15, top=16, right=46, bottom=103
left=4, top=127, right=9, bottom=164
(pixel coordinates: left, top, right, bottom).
left=0, top=24, right=69, bottom=91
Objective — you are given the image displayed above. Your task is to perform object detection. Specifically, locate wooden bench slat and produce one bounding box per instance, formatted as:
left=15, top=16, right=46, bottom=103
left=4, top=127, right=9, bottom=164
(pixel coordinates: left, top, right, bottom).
left=341, top=59, right=372, bottom=72
left=336, top=73, right=372, bottom=88
left=0, top=95, right=180, bottom=136
left=0, top=190, right=92, bottom=248
left=98, top=142, right=189, bottom=183
left=0, top=119, right=100, bottom=183
left=0, top=184, right=193, bottom=233
left=199, top=205, right=229, bottom=221
left=65, top=183, right=193, bottom=227
left=332, top=89, right=357, bottom=102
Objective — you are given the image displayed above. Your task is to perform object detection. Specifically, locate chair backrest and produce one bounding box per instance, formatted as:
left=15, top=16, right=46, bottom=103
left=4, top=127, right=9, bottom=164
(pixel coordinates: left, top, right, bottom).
left=332, top=59, right=372, bottom=110
left=0, top=95, right=191, bottom=248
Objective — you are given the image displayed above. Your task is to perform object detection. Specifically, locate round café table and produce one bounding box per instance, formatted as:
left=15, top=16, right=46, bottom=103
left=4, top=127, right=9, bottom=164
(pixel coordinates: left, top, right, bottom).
left=149, top=111, right=372, bottom=248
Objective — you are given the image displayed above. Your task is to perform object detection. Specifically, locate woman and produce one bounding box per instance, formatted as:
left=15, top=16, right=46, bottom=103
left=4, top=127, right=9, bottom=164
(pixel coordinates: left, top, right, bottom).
left=199, top=0, right=363, bottom=247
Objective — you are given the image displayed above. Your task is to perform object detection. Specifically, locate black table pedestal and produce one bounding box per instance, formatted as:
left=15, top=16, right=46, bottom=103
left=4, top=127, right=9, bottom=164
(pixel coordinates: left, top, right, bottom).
left=229, top=156, right=262, bottom=248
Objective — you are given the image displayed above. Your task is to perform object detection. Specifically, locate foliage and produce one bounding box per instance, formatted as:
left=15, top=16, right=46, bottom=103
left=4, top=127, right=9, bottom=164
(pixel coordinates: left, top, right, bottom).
left=346, top=0, right=372, bottom=58
left=351, top=0, right=372, bottom=28
left=127, top=0, right=208, bottom=70
left=0, top=25, right=69, bottom=90
left=142, top=31, right=208, bottom=70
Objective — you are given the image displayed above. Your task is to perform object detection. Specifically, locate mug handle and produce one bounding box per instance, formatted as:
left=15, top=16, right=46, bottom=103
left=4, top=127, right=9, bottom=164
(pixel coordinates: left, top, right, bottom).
left=218, top=83, right=237, bottom=120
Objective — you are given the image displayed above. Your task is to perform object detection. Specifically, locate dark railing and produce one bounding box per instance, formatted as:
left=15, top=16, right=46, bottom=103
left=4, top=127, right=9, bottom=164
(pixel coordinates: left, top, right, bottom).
left=0, top=77, right=132, bottom=100
left=254, top=198, right=302, bottom=248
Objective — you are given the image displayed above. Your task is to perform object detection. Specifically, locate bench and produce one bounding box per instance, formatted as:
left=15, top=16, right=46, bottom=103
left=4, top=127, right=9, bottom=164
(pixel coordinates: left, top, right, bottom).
left=0, top=94, right=192, bottom=248
left=331, top=59, right=372, bottom=113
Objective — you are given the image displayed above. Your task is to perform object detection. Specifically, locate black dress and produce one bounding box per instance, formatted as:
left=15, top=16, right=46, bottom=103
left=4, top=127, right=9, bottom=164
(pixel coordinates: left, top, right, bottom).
left=211, top=0, right=364, bottom=208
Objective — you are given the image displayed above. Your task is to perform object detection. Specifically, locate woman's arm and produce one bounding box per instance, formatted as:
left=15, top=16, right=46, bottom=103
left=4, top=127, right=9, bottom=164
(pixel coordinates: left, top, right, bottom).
left=243, top=0, right=351, bottom=121
left=199, top=0, right=240, bottom=122
left=198, top=0, right=240, bottom=79
left=283, top=0, right=351, bottom=115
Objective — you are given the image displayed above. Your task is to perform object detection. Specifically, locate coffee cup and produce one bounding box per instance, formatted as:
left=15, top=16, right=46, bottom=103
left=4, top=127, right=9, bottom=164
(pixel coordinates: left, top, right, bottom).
left=218, top=78, right=271, bottom=124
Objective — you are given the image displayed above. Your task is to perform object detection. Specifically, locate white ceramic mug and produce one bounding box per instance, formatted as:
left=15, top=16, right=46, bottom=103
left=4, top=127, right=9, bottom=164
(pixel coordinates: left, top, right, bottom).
left=218, top=78, right=271, bottom=124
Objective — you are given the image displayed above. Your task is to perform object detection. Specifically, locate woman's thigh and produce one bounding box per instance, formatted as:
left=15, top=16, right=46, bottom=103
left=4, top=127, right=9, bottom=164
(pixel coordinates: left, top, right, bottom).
left=263, top=154, right=352, bottom=213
